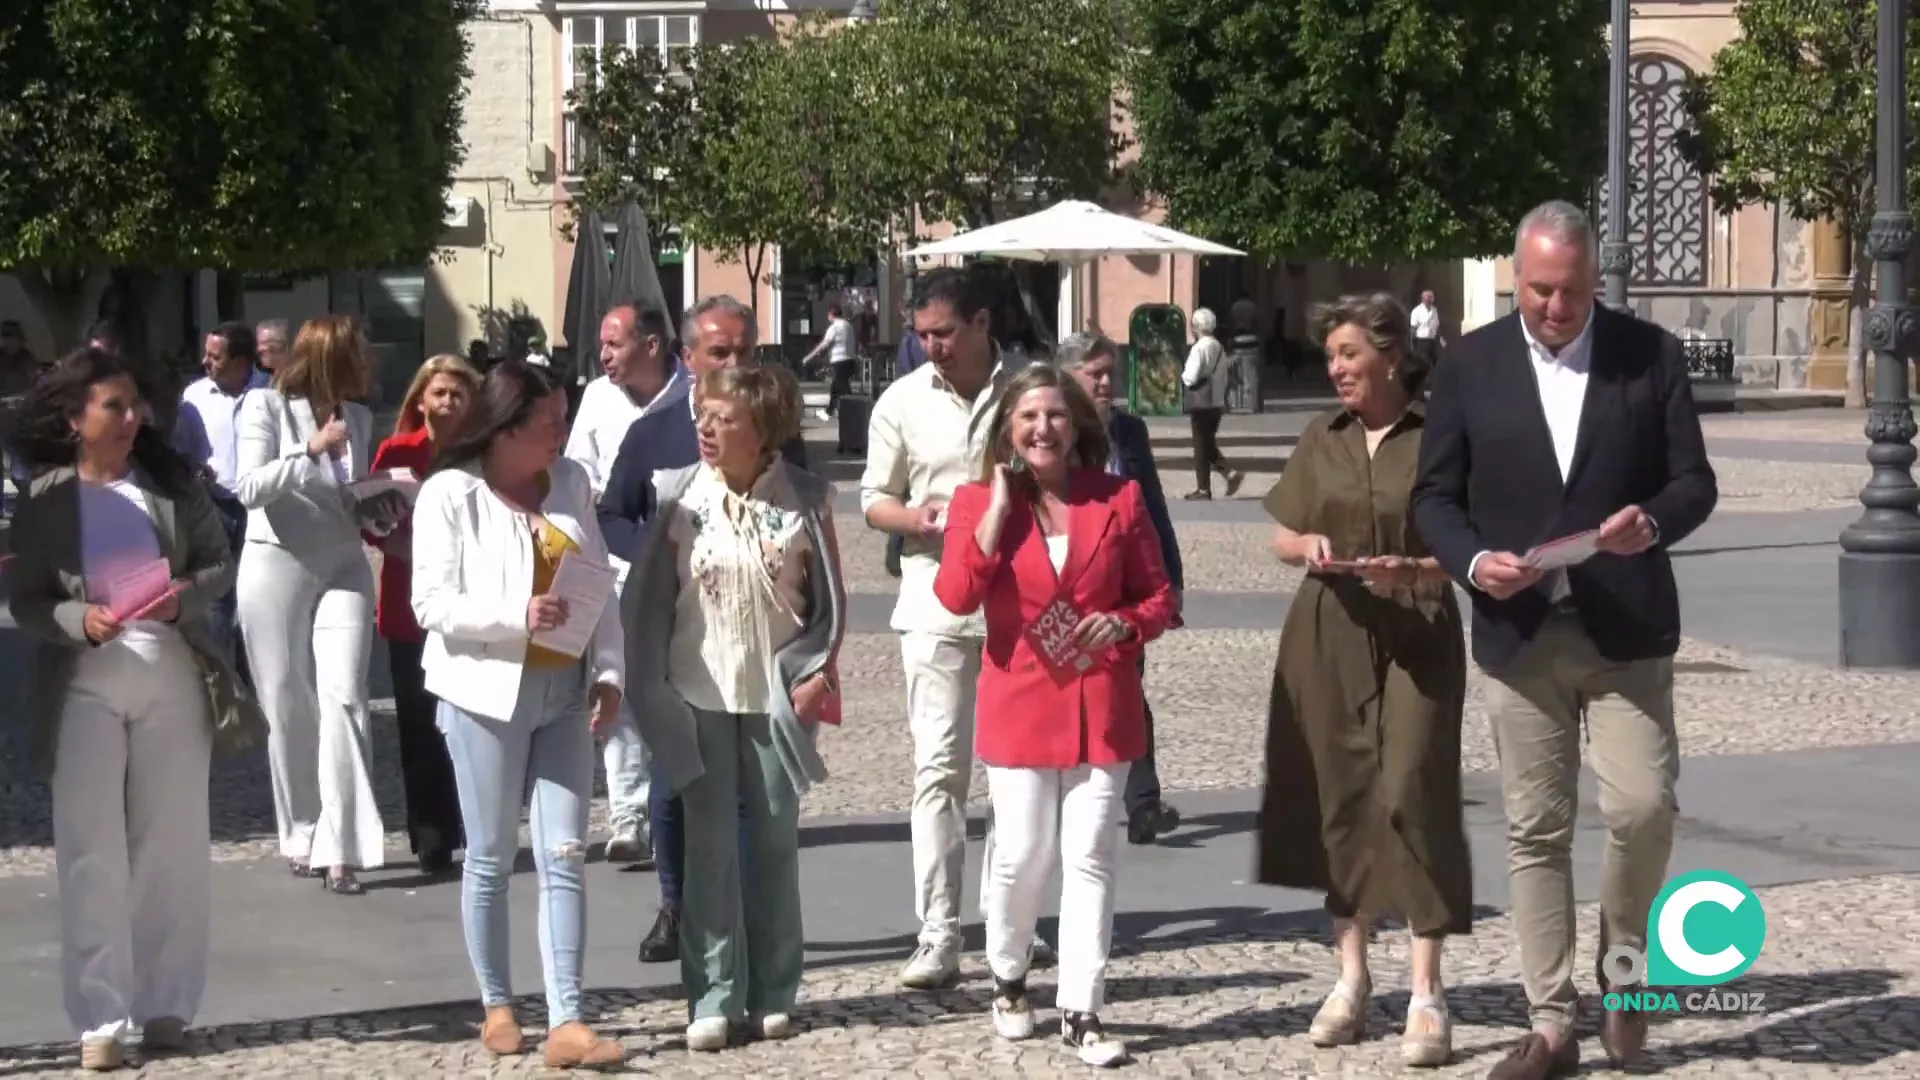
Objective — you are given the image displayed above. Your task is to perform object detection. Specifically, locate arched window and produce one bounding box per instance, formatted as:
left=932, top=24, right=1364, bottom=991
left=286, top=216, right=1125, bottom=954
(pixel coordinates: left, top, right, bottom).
left=1595, top=54, right=1710, bottom=287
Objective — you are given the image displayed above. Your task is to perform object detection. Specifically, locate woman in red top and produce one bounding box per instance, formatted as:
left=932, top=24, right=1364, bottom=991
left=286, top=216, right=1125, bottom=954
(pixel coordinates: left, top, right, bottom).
left=934, top=365, right=1177, bottom=1068
left=369, top=354, right=479, bottom=873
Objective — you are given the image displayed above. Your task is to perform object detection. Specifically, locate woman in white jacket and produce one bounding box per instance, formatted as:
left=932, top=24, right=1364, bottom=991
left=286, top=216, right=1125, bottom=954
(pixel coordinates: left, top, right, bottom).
left=234, top=315, right=385, bottom=893
left=410, top=360, right=627, bottom=1070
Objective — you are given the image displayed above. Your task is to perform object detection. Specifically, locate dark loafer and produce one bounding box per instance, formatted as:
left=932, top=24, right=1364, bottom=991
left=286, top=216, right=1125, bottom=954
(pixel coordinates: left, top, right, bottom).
left=1486, top=1031, right=1579, bottom=1080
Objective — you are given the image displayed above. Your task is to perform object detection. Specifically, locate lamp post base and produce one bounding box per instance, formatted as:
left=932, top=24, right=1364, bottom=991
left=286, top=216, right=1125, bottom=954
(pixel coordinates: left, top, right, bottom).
left=1838, top=549, right=1920, bottom=668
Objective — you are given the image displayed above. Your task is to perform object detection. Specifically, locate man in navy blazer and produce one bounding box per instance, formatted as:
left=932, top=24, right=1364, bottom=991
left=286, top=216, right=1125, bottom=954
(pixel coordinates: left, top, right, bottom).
left=597, top=295, right=808, bottom=965
left=1058, top=333, right=1185, bottom=844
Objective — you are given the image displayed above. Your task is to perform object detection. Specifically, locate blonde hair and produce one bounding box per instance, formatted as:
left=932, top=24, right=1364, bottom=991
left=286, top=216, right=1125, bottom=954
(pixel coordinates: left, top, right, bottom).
left=274, top=315, right=372, bottom=406
left=977, top=364, right=1109, bottom=481
left=393, top=354, right=481, bottom=436
left=695, top=364, right=801, bottom=456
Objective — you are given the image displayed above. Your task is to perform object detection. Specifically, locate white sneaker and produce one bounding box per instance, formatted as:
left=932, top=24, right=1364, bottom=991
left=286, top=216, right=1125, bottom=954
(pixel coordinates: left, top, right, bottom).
left=685, top=1016, right=729, bottom=1052
left=815, top=408, right=834, bottom=422
left=604, top=820, right=650, bottom=865
left=898, top=941, right=961, bottom=989
left=755, top=1013, right=795, bottom=1041
left=991, top=980, right=1035, bottom=1041
left=1062, top=1012, right=1128, bottom=1068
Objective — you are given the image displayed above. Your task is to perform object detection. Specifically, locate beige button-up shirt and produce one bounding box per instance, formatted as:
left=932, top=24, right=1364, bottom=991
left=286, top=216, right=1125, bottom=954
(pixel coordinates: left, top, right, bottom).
left=860, top=349, right=1025, bottom=638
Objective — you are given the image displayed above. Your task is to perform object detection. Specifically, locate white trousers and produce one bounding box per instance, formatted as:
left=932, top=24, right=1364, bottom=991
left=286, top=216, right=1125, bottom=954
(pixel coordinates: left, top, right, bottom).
left=54, top=642, right=212, bottom=1040
left=902, top=632, right=982, bottom=948
left=237, top=540, right=386, bottom=869
left=984, top=763, right=1126, bottom=1013
left=601, top=700, right=650, bottom=830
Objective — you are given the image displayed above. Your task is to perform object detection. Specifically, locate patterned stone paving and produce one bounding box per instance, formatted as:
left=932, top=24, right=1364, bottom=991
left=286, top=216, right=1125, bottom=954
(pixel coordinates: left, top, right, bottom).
left=1, top=874, right=1913, bottom=1075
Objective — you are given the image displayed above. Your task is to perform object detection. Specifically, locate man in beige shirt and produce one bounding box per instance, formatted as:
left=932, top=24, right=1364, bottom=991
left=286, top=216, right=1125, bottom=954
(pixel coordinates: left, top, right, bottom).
left=860, top=267, right=1028, bottom=988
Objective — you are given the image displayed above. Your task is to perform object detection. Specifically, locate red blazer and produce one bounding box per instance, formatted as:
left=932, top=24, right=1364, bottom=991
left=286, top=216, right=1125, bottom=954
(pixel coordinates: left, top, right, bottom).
left=935, top=469, right=1179, bottom=770
left=366, top=427, right=432, bottom=643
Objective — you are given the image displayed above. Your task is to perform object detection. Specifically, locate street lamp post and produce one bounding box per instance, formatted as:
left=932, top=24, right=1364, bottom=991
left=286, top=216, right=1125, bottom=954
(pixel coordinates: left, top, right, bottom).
left=1598, top=0, right=1632, bottom=311
left=1838, top=0, right=1920, bottom=668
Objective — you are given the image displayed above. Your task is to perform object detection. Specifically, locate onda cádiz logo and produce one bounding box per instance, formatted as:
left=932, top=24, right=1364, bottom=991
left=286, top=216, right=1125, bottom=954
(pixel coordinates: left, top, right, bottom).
left=1601, top=870, right=1769, bottom=1015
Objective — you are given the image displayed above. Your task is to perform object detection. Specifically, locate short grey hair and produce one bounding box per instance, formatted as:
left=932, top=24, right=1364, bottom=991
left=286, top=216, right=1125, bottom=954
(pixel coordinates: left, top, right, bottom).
left=682, top=295, right=758, bottom=350
left=1191, top=307, right=1219, bottom=336
left=1514, top=200, right=1597, bottom=270
left=1053, top=331, right=1116, bottom=372
left=255, top=318, right=290, bottom=342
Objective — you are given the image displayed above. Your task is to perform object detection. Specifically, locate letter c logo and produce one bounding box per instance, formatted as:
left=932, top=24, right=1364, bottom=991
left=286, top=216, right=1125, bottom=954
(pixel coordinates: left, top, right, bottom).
left=1657, top=879, right=1748, bottom=979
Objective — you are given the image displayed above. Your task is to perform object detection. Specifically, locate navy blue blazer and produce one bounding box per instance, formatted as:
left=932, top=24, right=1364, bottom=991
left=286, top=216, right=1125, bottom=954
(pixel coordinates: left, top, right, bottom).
left=1108, top=410, right=1183, bottom=591
left=597, top=388, right=809, bottom=561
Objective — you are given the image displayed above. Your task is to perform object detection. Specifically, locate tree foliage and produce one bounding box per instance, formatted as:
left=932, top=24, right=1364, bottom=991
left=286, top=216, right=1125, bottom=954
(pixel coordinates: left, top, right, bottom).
left=0, top=0, right=479, bottom=345
left=1125, top=0, right=1609, bottom=263
left=873, top=0, right=1125, bottom=229
left=563, top=42, right=698, bottom=252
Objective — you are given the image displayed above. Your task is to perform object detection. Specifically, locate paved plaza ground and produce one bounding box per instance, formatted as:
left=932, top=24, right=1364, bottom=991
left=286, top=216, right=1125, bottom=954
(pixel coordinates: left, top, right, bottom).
left=2, top=405, right=1918, bottom=1075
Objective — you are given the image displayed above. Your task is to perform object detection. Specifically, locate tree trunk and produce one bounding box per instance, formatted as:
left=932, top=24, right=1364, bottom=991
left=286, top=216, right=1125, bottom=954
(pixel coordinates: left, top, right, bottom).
left=743, top=245, right=766, bottom=314
left=10, top=267, right=111, bottom=352
left=1849, top=242, right=1872, bottom=409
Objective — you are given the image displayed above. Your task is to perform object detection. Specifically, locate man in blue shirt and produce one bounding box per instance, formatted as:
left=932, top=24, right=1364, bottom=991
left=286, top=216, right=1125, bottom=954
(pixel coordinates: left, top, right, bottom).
left=1056, top=332, right=1185, bottom=844
left=598, top=295, right=808, bottom=964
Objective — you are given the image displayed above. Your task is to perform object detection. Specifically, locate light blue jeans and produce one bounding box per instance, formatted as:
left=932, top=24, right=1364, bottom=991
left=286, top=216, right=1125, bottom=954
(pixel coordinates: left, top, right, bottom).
left=438, top=664, right=593, bottom=1024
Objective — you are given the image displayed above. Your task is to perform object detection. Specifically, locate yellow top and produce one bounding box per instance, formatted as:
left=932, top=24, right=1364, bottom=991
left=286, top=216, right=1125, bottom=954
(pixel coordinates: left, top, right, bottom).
left=525, top=474, right=582, bottom=670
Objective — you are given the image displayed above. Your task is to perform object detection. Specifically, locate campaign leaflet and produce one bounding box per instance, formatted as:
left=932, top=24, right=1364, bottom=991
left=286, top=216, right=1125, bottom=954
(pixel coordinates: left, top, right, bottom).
left=1025, top=594, right=1095, bottom=684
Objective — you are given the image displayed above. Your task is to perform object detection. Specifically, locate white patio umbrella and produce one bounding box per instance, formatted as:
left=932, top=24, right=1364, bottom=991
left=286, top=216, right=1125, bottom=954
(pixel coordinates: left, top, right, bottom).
left=904, top=200, right=1244, bottom=337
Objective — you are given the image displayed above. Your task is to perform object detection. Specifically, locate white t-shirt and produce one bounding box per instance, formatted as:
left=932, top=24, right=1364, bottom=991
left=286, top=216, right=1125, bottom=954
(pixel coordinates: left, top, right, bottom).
left=1411, top=303, right=1440, bottom=340
left=821, top=318, right=855, bottom=364
left=75, top=476, right=187, bottom=687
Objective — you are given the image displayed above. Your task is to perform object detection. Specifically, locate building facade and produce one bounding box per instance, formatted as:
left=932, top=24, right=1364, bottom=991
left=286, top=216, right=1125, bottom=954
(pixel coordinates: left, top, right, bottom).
left=1459, top=0, right=1845, bottom=389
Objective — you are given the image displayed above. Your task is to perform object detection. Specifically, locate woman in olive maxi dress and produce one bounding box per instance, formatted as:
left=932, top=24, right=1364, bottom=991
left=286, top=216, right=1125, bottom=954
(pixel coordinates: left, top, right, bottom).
left=1257, top=294, right=1471, bottom=1067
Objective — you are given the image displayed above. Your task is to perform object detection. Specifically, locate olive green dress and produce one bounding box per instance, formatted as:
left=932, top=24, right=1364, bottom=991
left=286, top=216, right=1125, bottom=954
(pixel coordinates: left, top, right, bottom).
left=1257, top=404, right=1473, bottom=936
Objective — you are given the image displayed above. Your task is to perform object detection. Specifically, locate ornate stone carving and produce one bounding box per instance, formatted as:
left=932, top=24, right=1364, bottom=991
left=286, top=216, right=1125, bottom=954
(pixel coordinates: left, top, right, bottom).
left=1866, top=212, right=1914, bottom=262
left=1866, top=401, right=1919, bottom=445
left=1594, top=56, right=1709, bottom=287
left=1867, top=304, right=1920, bottom=357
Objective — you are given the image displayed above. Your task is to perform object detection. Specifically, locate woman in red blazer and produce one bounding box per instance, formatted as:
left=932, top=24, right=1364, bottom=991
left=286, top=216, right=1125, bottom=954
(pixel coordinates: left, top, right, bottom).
left=366, top=354, right=478, bottom=874
left=934, top=365, right=1177, bottom=1068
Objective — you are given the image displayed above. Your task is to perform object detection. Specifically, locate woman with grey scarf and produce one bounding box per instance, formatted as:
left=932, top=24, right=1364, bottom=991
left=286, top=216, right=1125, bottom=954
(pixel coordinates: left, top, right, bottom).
left=622, top=364, right=847, bottom=1053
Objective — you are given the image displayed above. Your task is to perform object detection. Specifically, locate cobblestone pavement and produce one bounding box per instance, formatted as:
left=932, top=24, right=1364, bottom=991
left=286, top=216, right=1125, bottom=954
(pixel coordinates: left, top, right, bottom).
left=1702, top=413, right=1863, bottom=443
left=2, top=874, right=1913, bottom=1076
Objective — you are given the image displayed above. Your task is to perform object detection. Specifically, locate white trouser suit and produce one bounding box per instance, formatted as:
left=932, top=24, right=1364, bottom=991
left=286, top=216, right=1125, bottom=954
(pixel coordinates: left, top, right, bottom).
left=233, top=389, right=386, bottom=869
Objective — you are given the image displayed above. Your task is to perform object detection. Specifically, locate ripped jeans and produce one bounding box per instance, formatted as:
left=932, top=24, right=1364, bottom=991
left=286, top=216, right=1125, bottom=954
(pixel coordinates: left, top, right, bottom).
left=439, top=663, right=594, bottom=1024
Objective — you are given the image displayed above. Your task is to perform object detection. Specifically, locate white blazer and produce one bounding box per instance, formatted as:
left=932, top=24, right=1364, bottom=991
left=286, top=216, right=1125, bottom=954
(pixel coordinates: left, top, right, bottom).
left=234, top=389, right=375, bottom=548
left=410, top=456, right=624, bottom=721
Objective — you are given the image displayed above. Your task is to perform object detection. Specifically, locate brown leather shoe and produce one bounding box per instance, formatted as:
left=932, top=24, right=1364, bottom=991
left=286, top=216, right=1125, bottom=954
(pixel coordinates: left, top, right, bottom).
left=542, top=1021, right=627, bottom=1069
left=1487, top=1031, right=1579, bottom=1080
left=141, top=1016, right=189, bottom=1052
left=1600, top=996, right=1649, bottom=1067
left=480, top=1005, right=524, bottom=1056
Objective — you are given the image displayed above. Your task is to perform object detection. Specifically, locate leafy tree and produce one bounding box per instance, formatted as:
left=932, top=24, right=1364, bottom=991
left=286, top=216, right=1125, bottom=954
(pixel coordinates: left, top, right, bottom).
left=1124, top=0, right=1609, bottom=264
left=874, top=0, right=1125, bottom=229
left=563, top=41, right=699, bottom=253
left=0, top=0, right=479, bottom=352
left=677, top=24, right=904, bottom=311
left=1675, top=0, right=1909, bottom=407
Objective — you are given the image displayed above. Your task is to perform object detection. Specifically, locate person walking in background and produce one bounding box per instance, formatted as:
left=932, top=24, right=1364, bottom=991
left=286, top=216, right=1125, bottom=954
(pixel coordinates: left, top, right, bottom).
left=368, top=354, right=480, bottom=875
left=8, top=349, right=264, bottom=1070
left=935, top=365, right=1177, bottom=1066
left=598, top=295, right=808, bottom=965
left=1410, top=290, right=1442, bottom=370
left=0, top=318, right=42, bottom=398
left=861, top=267, right=1029, bottom=989
left=565, top=303, right=683, bottom=867
left=623, top=365, right=846, bottom=1052
left=411, top=360, right=627, bottom=1069
left=233, top=315, right=385, bottom=894
left=255, top=320, right=290, bottom=375
left=1412, top=201, right=1718, bottom=1079
left=1056, top=333, right=1184, bottom=845
left=1259, top=295, right=1470, bottom=1068
left=1181, top=308, right=1242, bottom=501
left=172, top=322, right=271, bottom=664
left=805, top=303, right=857, bottom=421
